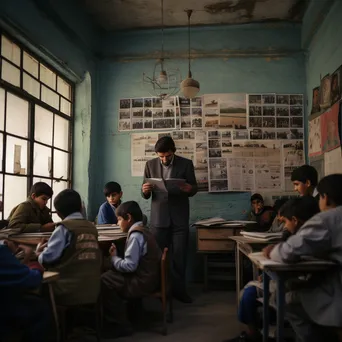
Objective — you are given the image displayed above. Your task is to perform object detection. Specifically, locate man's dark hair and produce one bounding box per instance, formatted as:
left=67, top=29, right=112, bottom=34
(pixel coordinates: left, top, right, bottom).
left=317, top=174, right=342, bottom=206
left=273, top=198, right=288, bottom=213
left=251, top=193, right=263, bottom=203
left=54, top=189, right=82, bottom=218
left=104, top=182, right=122, bottom=197
left=291, top=165, right=318, bottom=187
left=116, top=201, right=143, bottom=222
left=279, top=196, right=319, bottom=222
left=154, top=136, right=176, bottom=153
left=30, top=182, right=53, bottom=198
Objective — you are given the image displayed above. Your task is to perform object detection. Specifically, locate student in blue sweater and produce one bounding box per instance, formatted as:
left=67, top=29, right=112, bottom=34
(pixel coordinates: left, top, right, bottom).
left=0, top=240, right=50, bottom=342
left=97, top=182, right=123, bottom=224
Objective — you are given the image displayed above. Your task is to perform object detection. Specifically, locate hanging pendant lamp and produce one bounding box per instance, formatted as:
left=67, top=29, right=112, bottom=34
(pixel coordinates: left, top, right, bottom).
left=181, top=9, right=200, bottom=99
left=142, top=0, right=181, bottom=99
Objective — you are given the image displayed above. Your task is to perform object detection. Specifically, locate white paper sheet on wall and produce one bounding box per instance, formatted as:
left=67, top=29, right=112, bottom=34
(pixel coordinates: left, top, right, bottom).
left=324, top=147, right=342, bottom=176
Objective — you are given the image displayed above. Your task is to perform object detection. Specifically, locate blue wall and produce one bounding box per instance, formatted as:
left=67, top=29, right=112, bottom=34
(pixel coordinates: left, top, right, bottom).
left=303, top=0, right=342, bottom=113
left=96, top=23, right=306, bottom=281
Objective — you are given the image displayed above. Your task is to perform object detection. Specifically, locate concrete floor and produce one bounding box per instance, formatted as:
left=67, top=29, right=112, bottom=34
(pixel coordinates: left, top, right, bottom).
left=113, top=287, right=242, bottom=342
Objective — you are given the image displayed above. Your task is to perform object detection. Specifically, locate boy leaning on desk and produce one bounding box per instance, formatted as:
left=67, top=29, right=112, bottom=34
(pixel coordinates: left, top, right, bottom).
left=264, top=174, right=342, bottom=342
left=225, top=196, right=319, bottom=342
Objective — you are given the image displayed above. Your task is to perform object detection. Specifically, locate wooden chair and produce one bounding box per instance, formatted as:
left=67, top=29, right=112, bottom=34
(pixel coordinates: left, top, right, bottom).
left=149, top=247, right=173, bottom=335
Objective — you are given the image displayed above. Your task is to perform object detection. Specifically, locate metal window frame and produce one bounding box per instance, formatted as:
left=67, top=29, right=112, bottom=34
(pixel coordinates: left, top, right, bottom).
left=0, top=29, right=74, bottom=219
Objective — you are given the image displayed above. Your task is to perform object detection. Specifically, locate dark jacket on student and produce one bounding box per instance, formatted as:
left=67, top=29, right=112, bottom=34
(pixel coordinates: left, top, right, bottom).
left=7, top=197, right=53, bottom=233
left=97, top=201, right=119, bottom=225
left=44, top=219, right=102, bottom=306
left=102, top=224, right=161, bottom=298
left=0, top=244, right=42, bottom=300
left=249, top=206, right=276, bottom=232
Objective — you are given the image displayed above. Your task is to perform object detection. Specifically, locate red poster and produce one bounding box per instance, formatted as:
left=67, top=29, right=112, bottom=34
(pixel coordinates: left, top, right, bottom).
left=321, top=102, right=341, bottom=153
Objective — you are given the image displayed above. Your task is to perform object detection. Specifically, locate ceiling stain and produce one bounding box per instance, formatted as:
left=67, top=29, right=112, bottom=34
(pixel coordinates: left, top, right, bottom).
left=204, top=0, right=267, bottom=19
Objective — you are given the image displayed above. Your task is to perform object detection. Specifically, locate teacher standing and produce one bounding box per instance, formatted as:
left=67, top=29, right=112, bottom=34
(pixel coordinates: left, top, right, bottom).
left=141, top=136, right=198, bottom=303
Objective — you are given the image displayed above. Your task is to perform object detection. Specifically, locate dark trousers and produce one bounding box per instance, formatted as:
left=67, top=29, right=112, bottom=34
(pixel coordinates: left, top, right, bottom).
left=0, top=293, right=50, bottom=342
left=153, top=224, right=189, bottom=295
left=101, top=270, right=130, bottom=327
left=286, top=302, right=338, bottom=342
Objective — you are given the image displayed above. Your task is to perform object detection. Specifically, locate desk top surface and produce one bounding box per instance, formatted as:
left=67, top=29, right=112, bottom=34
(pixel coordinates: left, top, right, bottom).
left=248, top=252, right=336, bottom=272
left=43, top=271, right=59, bottom=283
left=230, top=236, right=275, bottom=245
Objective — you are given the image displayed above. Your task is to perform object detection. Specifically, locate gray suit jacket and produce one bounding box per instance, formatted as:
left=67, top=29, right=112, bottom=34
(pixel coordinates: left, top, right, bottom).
left=141, top=155, right=198, bottom=228
left=270, top=206, right=342, bottom=327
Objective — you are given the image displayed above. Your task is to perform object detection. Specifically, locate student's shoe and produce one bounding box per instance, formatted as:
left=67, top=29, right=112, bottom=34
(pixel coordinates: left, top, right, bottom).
left=223, top=332, right=261, bottom=342
left=101, top=323, right=133, bottom=339
left=173, top=292, right=193, bottom=303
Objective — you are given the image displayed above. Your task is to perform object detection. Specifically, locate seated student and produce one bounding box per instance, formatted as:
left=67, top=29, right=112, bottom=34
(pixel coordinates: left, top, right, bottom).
left=0, top=240, right=49, bottom=342
left=8, top=182, right=55, bottom=233
left=291, top=164, right=319, bottom=199
left=268, top=198, right=289, bottom=233
left=266, top=174, right=342, bottom=342
left=226, top=196, right=319, bottom=342
left=249, top=193, right=275, bottom=232
left=37, top=189, right=102, bottom=306
left=97, top=181, right=123, bottom=225
left=101, top=201, right=161, bottom=337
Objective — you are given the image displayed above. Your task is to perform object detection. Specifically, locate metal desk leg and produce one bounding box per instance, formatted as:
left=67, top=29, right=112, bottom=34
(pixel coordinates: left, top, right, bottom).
left=204, top=254, right=208, bottom=291
left=263, top=272, right=270, bottom=342
left=48, top=283, right=60, bottom=342
left=276, top=276, right=285, bottom=342
left=235, top=243, right=241, bottom=306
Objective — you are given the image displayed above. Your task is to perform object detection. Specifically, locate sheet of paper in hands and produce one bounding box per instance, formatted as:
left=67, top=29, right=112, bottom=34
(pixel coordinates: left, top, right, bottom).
left=165, top=178, right=186, bottom=191
left=146, top=178, right=167, bottom=192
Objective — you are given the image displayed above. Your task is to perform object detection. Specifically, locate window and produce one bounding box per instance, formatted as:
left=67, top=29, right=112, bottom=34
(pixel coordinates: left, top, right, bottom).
left=0, top=32, right=73, bottom=219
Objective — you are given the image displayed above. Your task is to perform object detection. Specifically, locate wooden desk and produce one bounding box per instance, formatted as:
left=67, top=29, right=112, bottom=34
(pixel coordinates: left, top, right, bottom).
left=230, top=236, right=273, bottom=305
left=43, top=271, right=60, bottom=342
left=195, top=225, right=242, bottom=290
left=248, top=254, right=336, bottom=342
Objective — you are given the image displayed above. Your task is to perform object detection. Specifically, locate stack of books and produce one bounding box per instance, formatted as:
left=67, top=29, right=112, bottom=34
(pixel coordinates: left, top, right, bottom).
left=240, top=231, right=283, bottom=242
left=193, top=217, right=257, bottom=228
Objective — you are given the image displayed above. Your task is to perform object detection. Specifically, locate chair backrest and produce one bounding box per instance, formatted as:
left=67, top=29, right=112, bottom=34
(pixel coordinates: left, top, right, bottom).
left=160, top=248, right=169, bottom=303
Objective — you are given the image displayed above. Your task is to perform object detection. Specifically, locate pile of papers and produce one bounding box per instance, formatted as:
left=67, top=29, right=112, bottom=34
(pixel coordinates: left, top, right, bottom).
left=240, top=231, right=283, bottom=241
left=193, top=217, right=257, bottom=228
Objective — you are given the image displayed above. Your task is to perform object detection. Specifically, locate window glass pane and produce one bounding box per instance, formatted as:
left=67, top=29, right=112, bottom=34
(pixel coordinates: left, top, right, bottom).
left=41, top=86, right=59, bottom=109
left=23, top=73, right=40, bottom=99
left=4, top=175, right=27, bottom=218
left=1, top=60, right=20, bottom=87
left=23, top=52, right=39, bottom=78
left=60, top=98, right=71, bottom=116
left=6, top=136, right=28, bottom=175
left=6, top=93, right=29, bottom=137
left=40, top=64, right=56, bottom=90
left=35, top=105, right=53, bottom=145
left=1, top=36, right=20, bottom=66
left=0, top=88, right=4, bottom=131
left=53, top=150, right=68, bottom=180
left=52, top=213, right=60, bottom=222
left=34, top=143, right=52, bottom=177
left=51, top=180, right=68, bottom=211
left=57, top=77, right=71, bottom=100
left=54, top=115, right=69, bottom=150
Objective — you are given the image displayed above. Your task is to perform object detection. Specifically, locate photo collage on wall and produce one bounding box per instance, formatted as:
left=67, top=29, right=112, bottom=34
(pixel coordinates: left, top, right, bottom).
left=119, top=97, right=178, bottom=131
left=248, top=94, right=304, bottom=140
left=179, top=97, right=203, bottom=129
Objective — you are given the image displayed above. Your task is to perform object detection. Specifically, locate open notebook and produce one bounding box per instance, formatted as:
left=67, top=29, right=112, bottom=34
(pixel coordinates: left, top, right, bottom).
left=240, top=231, right=283, bottom=241
left=194, top=217, right=257, bottom=227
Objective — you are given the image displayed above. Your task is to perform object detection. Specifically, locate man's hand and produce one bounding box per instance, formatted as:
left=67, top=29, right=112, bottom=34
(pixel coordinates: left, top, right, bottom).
left=180, top=183, right=192, bottom=193
left=41, top=222, right=55, bottom=232
left=36, top=239, right=48, bottom=254
left=142, top=183, right=153, bottom=195
left=109, top=243, right=117, bottom=257
left=263, top=244, right=275, bottom=259
left=18, top=244, right=34, bottom=264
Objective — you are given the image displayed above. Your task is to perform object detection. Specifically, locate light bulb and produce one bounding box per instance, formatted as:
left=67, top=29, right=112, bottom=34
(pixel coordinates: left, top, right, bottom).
left=181, top=77, right=200, bottom=99
left=158, top=70, right=168, bottom=84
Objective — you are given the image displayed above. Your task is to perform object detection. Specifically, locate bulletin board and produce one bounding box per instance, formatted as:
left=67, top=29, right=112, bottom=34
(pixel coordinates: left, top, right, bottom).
left=124, top=93, right=305, bottom=193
